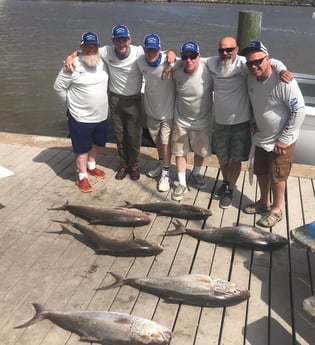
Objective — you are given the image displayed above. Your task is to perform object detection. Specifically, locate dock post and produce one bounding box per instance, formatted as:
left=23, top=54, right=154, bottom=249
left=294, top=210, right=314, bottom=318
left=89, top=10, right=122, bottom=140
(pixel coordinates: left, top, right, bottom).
left=237, top=11, right=263, bottom=52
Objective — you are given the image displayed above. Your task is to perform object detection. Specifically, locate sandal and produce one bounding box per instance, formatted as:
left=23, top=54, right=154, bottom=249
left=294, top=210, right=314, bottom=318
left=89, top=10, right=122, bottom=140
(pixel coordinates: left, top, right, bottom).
left=256, top=211, right=282, bottom=227
left=243, top=200, right=271, bottom=214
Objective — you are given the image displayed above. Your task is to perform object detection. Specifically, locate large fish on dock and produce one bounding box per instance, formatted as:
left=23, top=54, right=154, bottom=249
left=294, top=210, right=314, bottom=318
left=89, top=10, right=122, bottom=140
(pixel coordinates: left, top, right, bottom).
left=124, top=201, right=212, bottom=220
left=164, top=219, right=288, bottom=251
left=290, top=221, right=315, bottom=253
left=48, top=202, right=151, bottom=227
left=15, top=303, right=172, bottom=345
left=53, top=219, right=163, bottom=257
left=97, top=272, right=250, bottom=308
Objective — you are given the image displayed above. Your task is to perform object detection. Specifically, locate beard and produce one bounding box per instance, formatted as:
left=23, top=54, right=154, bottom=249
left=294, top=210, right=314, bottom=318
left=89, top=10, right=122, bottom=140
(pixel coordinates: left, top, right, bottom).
left=219, top=57, right=234, bottom=77
left=81, top=53, right=101, bottom=68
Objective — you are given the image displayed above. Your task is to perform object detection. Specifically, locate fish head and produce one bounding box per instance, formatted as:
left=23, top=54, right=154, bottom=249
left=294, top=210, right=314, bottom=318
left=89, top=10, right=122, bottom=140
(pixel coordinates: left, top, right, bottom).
left=131, top=320, right=172, bottom=344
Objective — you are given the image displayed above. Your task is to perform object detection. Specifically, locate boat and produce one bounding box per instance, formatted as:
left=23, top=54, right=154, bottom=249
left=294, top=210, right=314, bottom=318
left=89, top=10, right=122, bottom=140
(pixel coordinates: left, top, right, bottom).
left=293, top=73, right=315, bottom=166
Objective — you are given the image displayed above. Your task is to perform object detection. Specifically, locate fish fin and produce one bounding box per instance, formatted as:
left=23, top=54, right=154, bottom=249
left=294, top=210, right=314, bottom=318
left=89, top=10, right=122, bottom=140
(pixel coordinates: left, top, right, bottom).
left=163, top=219, right=186, bottom=236
left=47, top=200, right=69, bottom=211
left=79, top=336, right=102, bottom=343
left=96, top=272, right=125, bottom=291
left=14, top=303, right=47, bottom=329
left=50, top=218, right=73, bottom=225
left=124, top=201, right=133, bottom=208
left=0, top=203, right=5, bottom=209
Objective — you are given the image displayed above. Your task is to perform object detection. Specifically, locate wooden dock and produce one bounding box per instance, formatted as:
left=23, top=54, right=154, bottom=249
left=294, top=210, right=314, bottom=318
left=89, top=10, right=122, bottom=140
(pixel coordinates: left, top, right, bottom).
left=0, top=132, right=314, bottom=345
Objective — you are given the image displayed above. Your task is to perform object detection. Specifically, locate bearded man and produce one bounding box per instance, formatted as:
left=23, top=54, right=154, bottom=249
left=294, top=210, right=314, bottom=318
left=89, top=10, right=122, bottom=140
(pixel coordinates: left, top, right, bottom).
left=206, top=36, right=292, bottom=209
left=54, top=32, right=109, bottom=193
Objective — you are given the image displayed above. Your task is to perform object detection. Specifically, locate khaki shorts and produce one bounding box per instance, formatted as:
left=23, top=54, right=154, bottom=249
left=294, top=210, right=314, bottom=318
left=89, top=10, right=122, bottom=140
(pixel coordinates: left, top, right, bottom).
left=254, top=142, right=296, bottom=183
left=171, top=123, right=212, bottom=157
left=146, top=115, right=173, bottom=145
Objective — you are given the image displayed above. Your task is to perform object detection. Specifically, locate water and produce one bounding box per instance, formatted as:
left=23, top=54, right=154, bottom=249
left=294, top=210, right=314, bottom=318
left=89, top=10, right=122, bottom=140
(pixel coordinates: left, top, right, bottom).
left=1, top=0, right=314, bottom=138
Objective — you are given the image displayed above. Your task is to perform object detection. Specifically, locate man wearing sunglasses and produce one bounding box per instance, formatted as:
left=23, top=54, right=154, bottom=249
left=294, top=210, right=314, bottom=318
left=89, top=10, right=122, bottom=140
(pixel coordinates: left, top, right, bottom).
left=207, top=36, right=292, bottom=209
left=242, top=41, right=305, bottom=227
left=171, top=41, right=213, bottom=201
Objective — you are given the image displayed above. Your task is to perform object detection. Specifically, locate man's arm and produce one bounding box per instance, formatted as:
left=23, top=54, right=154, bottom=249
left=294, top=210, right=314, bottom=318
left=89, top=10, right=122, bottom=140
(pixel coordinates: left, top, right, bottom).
left=53, top=68, right=73, bottom=104
left=270, top=58, right=293, bottom=83
left=64, top=50, right=79, bottom=73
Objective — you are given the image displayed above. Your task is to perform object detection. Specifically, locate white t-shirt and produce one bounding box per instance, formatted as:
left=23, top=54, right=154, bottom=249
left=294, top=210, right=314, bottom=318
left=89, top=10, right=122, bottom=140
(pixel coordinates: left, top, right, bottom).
left=99, top=45, right=143, bottom=96
left=248, top=71, right=305, bottom=151
left=136, top=52, right=175, bottom=120
left=54, top=56, right=109, bottom=123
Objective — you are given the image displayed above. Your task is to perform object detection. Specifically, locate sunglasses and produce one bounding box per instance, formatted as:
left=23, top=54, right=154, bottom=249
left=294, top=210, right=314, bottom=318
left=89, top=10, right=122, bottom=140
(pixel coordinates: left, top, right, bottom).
left=246, top=55, right=267, bottom=67
left=218, top=47, right=236, bottom=54
left=181, top=53, right=199, bottom=61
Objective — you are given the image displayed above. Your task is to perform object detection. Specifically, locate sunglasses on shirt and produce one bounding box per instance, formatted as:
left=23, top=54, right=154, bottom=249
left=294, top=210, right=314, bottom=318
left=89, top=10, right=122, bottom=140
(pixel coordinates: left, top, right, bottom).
left=246, top=55, right=267, bottom=67
left=181, top=53, right=199, bottom=61
left=218, top=47, right=236, bottom=54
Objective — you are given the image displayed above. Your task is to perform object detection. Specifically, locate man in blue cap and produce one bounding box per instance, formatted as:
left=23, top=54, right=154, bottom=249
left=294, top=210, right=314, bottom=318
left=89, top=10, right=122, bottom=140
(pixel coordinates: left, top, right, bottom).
left=171, top=41, right=213, bottom=201
left=54, top=32, right=109, bottom=192
left=136, top=33, right=176, bottom=192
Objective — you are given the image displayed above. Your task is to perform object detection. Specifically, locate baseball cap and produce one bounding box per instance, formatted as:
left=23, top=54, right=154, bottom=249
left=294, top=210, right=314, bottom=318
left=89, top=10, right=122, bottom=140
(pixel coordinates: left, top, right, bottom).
left=241, top=41, right=269, bottom=56
left=80, top=32, right=99, bottom=46
left=181, top=41, right=200, bottom=54
left=143, top=34, right=161, bottom=50
left=112, top=24, right=130, bottom=39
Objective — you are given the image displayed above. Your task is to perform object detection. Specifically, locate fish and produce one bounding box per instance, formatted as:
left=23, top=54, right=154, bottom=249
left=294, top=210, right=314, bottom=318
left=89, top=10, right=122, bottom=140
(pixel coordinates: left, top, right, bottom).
left=290, top=221, right=315, bottom=253
left=14, top=303, right=172, bottom=345
left=97, top=272, right=250, bottom=308
left=123, top=201, right=212, bottom=220
left=48, top=201, right=151, bottom=227
left=303, top=295, right=315, bottom=319
left=53, top=219, right=163, bottom=257
left=163, top=219, right=288, bottom=251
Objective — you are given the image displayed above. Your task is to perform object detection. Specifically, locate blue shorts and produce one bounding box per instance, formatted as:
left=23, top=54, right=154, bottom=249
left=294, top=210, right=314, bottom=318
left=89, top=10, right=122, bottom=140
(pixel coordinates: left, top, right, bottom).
left=68, top=114, right=108, bottom=154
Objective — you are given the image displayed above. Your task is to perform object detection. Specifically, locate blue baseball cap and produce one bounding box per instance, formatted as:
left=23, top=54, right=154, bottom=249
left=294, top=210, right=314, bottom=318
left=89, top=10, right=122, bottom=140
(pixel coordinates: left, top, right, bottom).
left=80, top=32, right=99, bottom=46
left=112, top=24, right=130, bottom=39
left=143, top=34, right=161, bottom=50
left=181, top=41, right=200, bottom=54
left=241, top=41, right=269, bottom=56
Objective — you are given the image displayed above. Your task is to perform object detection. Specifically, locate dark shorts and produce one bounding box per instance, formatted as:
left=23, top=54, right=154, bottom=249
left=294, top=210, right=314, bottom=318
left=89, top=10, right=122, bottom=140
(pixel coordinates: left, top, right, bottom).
left=254, top=142, right=296, bottom=183
left=68, top=113, right=108, bottom=154
left=212, top=121, right=251, bottom=165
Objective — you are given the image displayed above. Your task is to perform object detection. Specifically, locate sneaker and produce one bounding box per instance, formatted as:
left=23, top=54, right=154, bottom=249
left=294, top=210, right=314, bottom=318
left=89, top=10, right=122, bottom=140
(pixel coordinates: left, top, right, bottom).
left=172, top=184, right=187, bottom=201
left=191, top=174, right=206, bottom=189
left=76, top=177, right=92, bottom=193
left=256, top=210, right=282, bottom=227
left=115, top=167, right=128, bottom=180
left=220, top=189, right=233, bottom=209
left=213, top=180, right=228, bottom=198
left=158, top=175, right=170, bottom=192
left=243, top=200, right=271, bottom=214
left=87, top=167, right=106, bottom=179
left=129, top=167, right=140, bottom=180
left=148, top=163, right=162, bottom=178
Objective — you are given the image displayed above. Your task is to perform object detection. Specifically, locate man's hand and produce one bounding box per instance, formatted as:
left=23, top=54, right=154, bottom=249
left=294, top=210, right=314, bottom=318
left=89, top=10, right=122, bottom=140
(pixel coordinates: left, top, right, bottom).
left=161, top=64, right=173, bottom=80
left=274, top=140, right=288, bottom=155
left=279, top=70, right=293, bottom=84
left=64, top=55, right=75, bottom=73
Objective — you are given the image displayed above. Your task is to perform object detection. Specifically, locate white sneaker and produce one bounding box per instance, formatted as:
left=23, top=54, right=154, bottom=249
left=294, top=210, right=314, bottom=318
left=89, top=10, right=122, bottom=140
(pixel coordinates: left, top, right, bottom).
left=158, top=175, right=170, bottom=192
left=172, top=184, right=187, bottom=201
left=148, top=163, right=162, bottom=178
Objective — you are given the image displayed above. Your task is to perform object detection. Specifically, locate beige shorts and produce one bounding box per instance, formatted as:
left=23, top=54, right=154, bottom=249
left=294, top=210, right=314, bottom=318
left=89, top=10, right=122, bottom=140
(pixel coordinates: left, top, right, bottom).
left=171, top=123, right=212, bottom=157
left=146, top=115, right=173, bottom=145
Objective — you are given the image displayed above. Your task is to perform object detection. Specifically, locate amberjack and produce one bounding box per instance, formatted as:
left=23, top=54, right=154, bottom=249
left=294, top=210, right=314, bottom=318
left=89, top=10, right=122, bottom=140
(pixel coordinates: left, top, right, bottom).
left=97, top=272, right=250, bottom=308
left=15, top=303, right=172, bottom=345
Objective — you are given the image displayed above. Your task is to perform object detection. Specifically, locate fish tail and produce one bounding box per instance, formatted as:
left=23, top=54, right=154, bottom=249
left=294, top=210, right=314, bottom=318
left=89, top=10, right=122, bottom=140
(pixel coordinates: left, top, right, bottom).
left=123, top=201, right=133, bottom=208
left=47, top=200, right=69, bottom=211
left=95, top=272, right=125, bottom=291
left=14, top=303, right=47, bottom=329
left=163, top=219, right=186, bottom=236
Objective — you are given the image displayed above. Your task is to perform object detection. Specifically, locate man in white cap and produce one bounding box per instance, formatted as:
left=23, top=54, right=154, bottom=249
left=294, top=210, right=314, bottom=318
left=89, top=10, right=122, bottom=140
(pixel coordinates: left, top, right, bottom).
left=171, top=41, right=213, bottom=201
left=242, top=41, right=305, bottom=227
left=54, top=32, right=109, bottom=192
left=137, top=33, right=176, bottom=192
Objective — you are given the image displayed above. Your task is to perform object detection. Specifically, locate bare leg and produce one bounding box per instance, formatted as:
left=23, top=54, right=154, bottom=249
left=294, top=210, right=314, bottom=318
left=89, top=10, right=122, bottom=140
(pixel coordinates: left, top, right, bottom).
left=271, top=180, right=286, bottom=213
left=257, top=174, right=271, bottom=207
left=87, top=144, right=99, bottom=164
left=220, top=160, right=242, bottom=190
left=76, top=152, right=88, bottom=173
